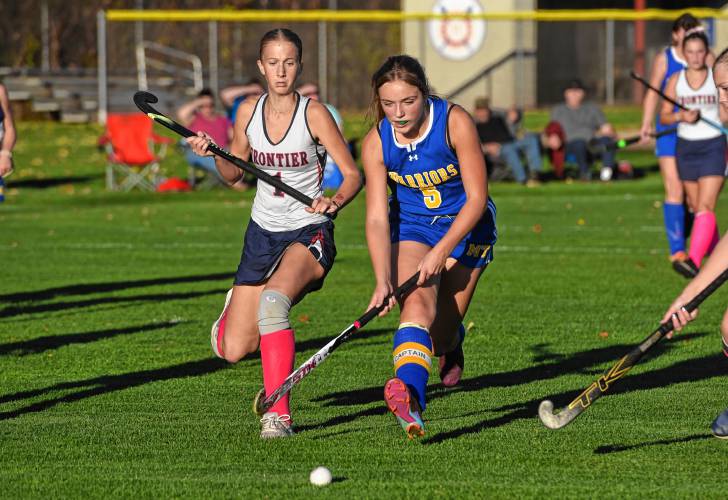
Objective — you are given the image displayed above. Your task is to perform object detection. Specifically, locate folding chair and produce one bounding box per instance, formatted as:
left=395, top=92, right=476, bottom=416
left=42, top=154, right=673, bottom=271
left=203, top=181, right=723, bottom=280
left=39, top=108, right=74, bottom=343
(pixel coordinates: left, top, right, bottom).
left=99, top=113, right=173, bottom=191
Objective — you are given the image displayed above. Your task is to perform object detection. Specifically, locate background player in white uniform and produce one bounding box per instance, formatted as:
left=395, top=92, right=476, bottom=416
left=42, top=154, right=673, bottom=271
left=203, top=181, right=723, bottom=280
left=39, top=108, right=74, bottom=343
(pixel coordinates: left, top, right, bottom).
left=660, top=29, right=728, bottom=275
left=187, top=29, right=361, bottom=439
left=639, top=14, right=711, bottom=275
left=662, top=47, right=728, bottom=439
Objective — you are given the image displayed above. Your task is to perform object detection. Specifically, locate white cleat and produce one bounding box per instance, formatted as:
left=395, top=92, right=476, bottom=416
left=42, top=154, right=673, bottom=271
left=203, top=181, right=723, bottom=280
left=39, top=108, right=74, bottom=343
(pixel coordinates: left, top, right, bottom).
left=210, top=288, right=233, bottom=359
left=260, top=412, right=295, bottom=439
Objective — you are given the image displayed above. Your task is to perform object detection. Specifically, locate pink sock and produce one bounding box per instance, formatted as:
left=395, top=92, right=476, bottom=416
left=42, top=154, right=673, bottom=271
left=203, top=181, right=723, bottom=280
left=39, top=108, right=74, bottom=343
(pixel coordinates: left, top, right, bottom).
left=260, top=328, right=295, bottom=417
left=689, top=211, right=717, bottom=267
left=707, top=221, right=721, bottom=255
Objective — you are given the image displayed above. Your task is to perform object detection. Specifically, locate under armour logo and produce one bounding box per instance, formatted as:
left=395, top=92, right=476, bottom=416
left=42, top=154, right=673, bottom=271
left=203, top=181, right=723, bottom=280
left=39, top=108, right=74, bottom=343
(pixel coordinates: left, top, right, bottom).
left=408, top=154, right=418, bottom=161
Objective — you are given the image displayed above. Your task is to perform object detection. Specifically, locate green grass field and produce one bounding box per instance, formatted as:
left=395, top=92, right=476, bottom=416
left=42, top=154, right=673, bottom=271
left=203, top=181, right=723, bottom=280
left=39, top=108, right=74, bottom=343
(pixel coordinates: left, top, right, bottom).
left=1, top=120, right=727, bottom=498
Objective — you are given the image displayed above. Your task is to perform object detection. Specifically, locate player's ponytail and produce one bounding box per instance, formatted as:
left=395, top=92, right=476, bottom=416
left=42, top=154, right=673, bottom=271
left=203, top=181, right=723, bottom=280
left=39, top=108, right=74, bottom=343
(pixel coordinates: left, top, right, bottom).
left=368, top=55, right=431, bottom=123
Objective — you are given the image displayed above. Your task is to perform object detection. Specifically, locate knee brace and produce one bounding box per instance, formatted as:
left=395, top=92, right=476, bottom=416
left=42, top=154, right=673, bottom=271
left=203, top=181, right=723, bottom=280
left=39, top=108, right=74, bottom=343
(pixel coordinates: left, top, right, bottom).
left=258, top=290, right=292, bottom=335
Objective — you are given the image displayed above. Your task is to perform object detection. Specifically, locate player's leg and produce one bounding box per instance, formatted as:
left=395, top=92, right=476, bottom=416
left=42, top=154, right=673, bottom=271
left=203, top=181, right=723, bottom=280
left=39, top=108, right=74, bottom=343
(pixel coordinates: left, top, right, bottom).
left=211, top=284, right=264, bottom=362
left=720, top=307, right=728, bottom=359
left=430, top=259, right=486, bottom=387
left=430, top=204, right=496, bottom=386
left=688, top=176, right=723, bottom=267
left=257, top=238, right=330, bottom=438
left=671, top=179, right=700, bottom=277
left=385, top=240, right=437, bottom=438
left=660, top=156, right=688, bottom=258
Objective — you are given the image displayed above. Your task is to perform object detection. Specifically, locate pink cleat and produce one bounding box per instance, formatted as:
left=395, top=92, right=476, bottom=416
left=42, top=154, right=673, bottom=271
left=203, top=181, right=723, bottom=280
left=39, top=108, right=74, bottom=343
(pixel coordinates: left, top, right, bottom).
left=384, top=377, right=424, bottom=439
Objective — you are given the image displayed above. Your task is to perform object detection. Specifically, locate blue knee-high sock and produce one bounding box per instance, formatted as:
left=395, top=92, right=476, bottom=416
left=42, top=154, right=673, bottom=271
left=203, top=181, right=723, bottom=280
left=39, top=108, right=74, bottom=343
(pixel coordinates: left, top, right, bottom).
left=663, top=202, right=686, bottom=256
left=393, top=323, right=432, bottom=411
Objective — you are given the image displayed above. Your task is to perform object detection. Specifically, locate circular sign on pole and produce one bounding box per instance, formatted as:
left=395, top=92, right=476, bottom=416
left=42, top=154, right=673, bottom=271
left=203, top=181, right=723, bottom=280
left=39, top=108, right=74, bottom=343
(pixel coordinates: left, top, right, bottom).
left=429, top=0, right=486, bottom=61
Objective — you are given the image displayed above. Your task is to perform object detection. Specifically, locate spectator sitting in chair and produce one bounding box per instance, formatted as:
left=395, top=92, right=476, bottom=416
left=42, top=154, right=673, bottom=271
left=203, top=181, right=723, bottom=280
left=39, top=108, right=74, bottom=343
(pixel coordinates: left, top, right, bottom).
left=177, top=89, right=245, bottom=190
left=473, top=97, right=542, bottom=186
left=544, top=78, right=617, bottom=181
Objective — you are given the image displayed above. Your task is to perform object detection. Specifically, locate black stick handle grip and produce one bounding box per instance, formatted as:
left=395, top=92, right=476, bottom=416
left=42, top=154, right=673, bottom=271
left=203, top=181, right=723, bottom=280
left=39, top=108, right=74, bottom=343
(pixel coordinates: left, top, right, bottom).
left=355, top=272, right=420, bottom=327
left=656, top=266, right=728, bottom=335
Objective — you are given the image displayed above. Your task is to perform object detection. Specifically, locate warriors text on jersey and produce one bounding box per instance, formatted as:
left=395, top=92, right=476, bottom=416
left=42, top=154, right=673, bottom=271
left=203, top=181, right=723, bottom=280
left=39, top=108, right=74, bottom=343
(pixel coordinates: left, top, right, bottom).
left=246, top=93, right=328, bottom=232
left=379, top=97, right=474, bottom=216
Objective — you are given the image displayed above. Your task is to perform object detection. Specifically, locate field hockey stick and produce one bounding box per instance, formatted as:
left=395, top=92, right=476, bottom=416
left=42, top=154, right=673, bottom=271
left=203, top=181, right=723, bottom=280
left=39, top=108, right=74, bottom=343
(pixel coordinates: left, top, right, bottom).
left=587, top=128, right=677, bottom=155
left=252, top=271, right=421, bottom=416
left=630, top=71, right=728, bottom=135
left=539, top=266, right=728, bottom=430
left=133, top=91, right=322, bottom=211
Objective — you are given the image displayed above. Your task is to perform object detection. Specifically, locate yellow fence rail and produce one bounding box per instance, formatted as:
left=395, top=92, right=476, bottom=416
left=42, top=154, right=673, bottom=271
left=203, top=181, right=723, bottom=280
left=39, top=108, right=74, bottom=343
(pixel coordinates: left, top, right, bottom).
left=106, top=8, right=728, bottom=23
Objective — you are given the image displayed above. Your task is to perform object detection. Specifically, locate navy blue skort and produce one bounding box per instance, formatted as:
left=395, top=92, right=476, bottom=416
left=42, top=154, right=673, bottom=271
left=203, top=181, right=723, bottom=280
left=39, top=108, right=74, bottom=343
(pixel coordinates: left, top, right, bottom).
left=234, top=219, right=336, bottom=290
left=676, top=135, right=727, bottom=181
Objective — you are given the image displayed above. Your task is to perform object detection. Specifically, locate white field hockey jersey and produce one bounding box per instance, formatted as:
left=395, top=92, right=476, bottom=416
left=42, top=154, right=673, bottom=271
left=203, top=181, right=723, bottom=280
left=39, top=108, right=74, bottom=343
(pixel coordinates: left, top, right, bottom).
left=246, top=93, right=328, bottom=232
left=676, top=68, right=722, bottom=140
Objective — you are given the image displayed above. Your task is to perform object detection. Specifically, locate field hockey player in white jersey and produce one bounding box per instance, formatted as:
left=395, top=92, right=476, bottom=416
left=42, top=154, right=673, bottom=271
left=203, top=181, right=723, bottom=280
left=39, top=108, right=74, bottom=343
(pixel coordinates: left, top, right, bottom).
left=660, top=28, right=728, bottom=278
left=187, top=28, right=361, bottom=439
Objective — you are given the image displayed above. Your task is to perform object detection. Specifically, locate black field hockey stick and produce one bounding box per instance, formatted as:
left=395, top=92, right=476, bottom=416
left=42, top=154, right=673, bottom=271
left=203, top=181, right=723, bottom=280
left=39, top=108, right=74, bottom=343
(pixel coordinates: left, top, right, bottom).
left=587, top=128, right=677, bottom=156
left=133, top=91, right=322, bottom=211
left=630, top=71, right=728, bottom=135
left=252, top=271, right=421, bottom=416
left=539, top=266, right=728, bottom=430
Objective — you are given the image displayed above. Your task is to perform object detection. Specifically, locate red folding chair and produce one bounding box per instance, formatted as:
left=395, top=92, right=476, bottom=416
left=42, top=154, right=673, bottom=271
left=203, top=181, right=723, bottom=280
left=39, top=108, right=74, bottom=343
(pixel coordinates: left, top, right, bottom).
left=99, top=113, right=173, bottom=191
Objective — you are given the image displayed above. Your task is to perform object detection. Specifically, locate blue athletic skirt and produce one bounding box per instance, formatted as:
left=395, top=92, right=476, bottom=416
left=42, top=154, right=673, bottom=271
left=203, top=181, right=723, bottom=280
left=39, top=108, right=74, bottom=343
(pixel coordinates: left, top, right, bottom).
left=655, top=121, right=677, bottom=158
left=676, top=135, right=727, bottom=181
left=389, top=199, right=497, bottom=269
left=234, top=219, right=336, bottom=290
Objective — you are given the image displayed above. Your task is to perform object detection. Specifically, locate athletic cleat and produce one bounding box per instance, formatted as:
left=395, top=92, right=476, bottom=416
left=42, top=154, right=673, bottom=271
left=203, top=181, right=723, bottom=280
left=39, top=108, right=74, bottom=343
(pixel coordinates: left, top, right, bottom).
left=439, top=333, right=465, bottom=387
left=710, top=407, right=728, bottom=439
left=672, top=258, right=699, bottom=279
left=260, top=412, right=295, bottom=439
left=384, top=377, right=425, bottom=439
left=210, top=288, right=233, bottom=359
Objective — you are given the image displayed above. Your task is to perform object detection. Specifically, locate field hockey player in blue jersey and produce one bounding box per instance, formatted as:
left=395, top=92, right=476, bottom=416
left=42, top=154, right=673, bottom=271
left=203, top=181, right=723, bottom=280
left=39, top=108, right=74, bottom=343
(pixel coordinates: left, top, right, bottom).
left=361, top=55, right=497, bottom=439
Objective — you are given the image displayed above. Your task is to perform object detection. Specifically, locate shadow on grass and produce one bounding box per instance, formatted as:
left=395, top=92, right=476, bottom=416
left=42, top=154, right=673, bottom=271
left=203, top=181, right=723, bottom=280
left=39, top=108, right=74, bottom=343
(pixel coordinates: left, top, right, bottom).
left=0, top=272, right=232, bottom=302
left=0, top=358, right=228, bottom=420
left=0, top=321, right=186, bottom=356
left=593, top=433, right=712, bottom=454
left=6, top=174, right=100, bottom=189
left=423, top=350, right=725, bottom=445
left=0, top=288, right=229, bottom=319
left=0, top=328, right=391, bottom=420
left=303, top=333, right=714, bottom=440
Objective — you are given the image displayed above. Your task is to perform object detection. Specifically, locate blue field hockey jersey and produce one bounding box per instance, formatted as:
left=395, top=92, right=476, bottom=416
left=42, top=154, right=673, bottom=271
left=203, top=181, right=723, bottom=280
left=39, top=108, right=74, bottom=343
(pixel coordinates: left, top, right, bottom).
left=657, top=46, right=687, bottom=131
left=379, top=97, right=469, bottom=216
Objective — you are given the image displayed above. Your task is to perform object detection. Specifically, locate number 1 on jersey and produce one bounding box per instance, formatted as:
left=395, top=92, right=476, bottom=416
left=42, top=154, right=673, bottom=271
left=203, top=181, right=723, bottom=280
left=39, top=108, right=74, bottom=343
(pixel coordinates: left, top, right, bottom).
left=273, top=172, right=285, bottom=197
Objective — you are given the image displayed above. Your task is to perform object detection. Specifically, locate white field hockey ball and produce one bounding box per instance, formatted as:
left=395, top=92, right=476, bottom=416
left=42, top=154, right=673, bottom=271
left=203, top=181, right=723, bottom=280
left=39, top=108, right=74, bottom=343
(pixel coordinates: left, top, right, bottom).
left=309, top=466, right=332, bottom=486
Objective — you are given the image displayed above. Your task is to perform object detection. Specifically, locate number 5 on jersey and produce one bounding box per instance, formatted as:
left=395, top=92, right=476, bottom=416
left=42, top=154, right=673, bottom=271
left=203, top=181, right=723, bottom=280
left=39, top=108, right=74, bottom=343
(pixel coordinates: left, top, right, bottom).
left=420, top=186, right=441, bottom=208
